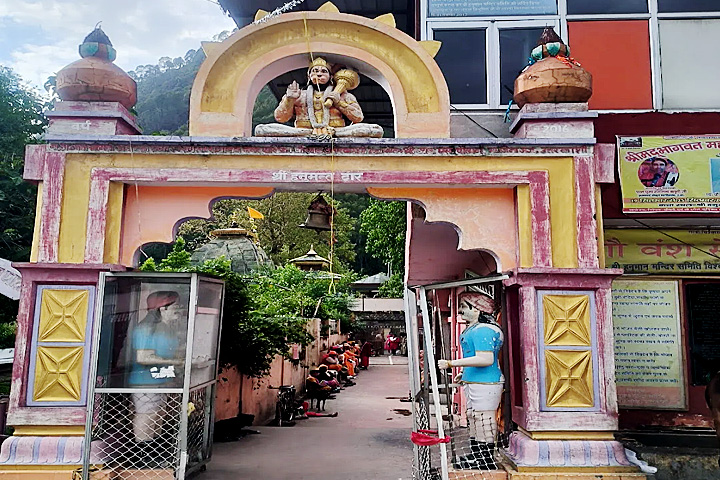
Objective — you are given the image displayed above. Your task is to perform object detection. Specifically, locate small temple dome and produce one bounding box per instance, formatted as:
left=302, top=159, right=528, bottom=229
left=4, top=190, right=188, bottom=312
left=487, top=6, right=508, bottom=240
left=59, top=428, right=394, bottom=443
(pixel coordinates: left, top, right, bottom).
left=190, top=228, right=273, bottom=274
left=55, top=26, right=137, bottom=109
left=289, top=246, right=331, bottom=272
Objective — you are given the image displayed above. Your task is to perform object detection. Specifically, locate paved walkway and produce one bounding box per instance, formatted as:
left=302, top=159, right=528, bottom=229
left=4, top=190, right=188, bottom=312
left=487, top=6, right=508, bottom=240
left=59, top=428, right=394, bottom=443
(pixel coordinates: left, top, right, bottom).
left=203, top=357, right=413, bottom=480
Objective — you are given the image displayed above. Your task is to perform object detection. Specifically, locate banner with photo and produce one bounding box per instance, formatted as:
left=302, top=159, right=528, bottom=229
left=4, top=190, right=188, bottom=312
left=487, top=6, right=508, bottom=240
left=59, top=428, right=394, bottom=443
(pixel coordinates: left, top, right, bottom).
left=617, top=135, right=720, bottom=213
left=428, top=0, right=557, bottom=17
left=604, top=228, right=720, bottom=274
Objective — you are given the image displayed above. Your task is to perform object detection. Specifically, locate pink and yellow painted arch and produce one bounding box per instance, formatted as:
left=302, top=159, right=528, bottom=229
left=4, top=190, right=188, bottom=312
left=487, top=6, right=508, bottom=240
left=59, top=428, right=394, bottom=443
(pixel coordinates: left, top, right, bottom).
left=189, top=10, right=450, bottom=138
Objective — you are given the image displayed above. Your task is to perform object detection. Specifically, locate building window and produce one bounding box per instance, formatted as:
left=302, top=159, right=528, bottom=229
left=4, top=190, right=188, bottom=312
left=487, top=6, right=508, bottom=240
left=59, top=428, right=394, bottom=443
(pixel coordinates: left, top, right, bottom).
left=422, top=0, right=720, bottom=111
left=430, top=21, right=558, bottom=108
left=658, top=0, right=718, bottom=13
left=567, top=0, right=647, bottom=14
left=568, top=21, right=652, bottom=110
left=434, top=29, right=488, bottom=104
left=659, top=19, right=720, bottom=109
left=499, top=27, right=545, bottom=105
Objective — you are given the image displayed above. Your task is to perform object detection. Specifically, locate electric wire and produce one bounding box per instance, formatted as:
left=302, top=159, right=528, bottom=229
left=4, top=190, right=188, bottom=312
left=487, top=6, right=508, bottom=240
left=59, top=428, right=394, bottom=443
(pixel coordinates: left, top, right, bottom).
left=622, top=215, right=720, bottom=261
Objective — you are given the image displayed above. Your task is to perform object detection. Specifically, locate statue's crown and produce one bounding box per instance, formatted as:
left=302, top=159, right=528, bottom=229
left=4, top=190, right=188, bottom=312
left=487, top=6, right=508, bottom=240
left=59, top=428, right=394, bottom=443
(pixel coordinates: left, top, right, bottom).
left=309, top=57, right=329, bottom=70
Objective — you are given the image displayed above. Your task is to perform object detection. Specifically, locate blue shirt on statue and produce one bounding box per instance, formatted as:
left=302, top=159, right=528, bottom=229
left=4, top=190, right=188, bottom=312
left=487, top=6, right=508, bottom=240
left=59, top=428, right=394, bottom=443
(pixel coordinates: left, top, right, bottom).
left=459, top=322, right=503, bottom=384
left=128, top=312, right=180, bottom=387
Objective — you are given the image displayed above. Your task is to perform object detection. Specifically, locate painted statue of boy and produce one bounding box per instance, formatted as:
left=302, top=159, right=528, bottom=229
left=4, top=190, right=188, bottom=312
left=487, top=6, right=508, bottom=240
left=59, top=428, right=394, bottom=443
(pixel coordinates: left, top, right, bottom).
left=437, top=291, right=504, bottom=470
left=254, top=57, right=383, bottom=139
left=129, top=290, right=185, bottom=444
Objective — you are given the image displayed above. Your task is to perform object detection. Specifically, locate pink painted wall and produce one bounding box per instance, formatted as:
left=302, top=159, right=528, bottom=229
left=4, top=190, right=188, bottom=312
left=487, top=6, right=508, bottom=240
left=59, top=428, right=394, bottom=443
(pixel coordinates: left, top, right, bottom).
left=407, top=217, right=499, bottom=286
left=120, top=185, right=274, bottom=266
left=215, top=329, right=349, bottom=425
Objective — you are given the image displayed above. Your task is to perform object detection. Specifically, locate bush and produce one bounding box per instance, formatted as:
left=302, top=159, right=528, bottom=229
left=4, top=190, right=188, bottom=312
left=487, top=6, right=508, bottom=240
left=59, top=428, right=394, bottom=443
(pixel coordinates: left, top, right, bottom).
left=140, top=239, right=357, bottom=377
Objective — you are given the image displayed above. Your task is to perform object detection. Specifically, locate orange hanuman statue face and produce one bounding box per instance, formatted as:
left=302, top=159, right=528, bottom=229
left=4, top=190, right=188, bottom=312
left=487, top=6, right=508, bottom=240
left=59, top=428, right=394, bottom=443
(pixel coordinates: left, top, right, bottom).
left=308, top=64, right=331, bottom=86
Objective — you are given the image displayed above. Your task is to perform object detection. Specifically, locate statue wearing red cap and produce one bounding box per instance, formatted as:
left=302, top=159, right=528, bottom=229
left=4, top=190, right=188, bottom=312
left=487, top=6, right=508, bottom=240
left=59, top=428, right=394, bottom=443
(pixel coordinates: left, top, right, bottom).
left=128, top=289, right=185, bottom=444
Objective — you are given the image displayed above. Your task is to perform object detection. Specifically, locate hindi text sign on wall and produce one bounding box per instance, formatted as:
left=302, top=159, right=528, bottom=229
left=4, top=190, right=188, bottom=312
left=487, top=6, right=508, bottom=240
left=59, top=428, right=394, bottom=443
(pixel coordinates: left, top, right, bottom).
left=605, top=228, right=720, bottom=274
left=618, top=135, right=720, bottom=213
left=428, top=0, right=557, bottom=17
left=612, top=279, right=686, bottom=410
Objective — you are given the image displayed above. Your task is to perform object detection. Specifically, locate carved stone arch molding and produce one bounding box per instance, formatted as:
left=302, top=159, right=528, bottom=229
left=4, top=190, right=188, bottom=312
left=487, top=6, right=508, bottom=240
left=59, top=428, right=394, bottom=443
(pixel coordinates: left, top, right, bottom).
left=189, top=10, right=450, bottom=138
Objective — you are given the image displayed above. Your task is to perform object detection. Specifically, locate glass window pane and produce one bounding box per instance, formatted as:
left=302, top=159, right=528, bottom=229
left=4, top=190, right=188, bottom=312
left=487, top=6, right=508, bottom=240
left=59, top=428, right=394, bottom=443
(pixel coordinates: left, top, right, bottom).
left=191, top=280, right=223, bottom=387
left=567, top=0, right=648, bottom=14
left=97, top=276, right=191, bottom=389
left=658, top=0, right=719, bottom=13
left=434, top=29, right=487, bottom=104
left=568, top=21, right=652, bottom=109
left=429, top=0, right=556, bottom=17
left=500, top=28, right=545, bottom=105
left=660, top=19, right=720, bottom=109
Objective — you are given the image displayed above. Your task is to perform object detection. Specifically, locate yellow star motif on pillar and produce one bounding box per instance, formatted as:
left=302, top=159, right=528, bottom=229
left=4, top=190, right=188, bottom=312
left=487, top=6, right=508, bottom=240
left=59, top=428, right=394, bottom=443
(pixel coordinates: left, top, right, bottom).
left=543, top=294, right=591, bottom=346
left=33, top=347, right=84, bottom=401
left=39, top=290, right=88, bottom=342
left=545, top=350, right=594, bottom=408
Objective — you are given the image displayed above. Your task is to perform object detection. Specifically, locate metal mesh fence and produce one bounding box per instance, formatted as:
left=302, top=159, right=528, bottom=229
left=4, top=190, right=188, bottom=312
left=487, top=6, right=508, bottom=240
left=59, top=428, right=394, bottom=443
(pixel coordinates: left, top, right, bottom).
left=186, top=386, right=212, bottom=473
left=411, top=385, right=510, bottom=480
left=84, top=392, right=182, bottom=479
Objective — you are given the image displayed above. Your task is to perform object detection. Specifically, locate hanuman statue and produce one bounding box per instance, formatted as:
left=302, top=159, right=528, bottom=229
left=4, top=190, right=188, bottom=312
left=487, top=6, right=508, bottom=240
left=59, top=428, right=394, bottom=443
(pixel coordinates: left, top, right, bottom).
left=254, top=57, right=383, bottom=139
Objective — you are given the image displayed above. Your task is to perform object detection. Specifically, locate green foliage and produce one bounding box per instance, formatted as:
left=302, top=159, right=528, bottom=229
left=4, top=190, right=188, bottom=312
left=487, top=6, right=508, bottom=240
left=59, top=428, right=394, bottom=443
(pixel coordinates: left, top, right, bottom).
left=130, top=49, right=206, bottom=135
left=130, top=43, right=280, bottom=135
left=0, top=322, right=17, bottom=349
left=177, top=193, right=356, bottom=271
left=141, top=240, right=359, bottom=377
left=247, top=264, right=357, bottom=325
left=0, top=66, right=47, bottom=262
left=378, top=272, right=404, bottom=298
left=359, top=199, right=407, bottom=273
left=0, top=66, right=48, bottom=327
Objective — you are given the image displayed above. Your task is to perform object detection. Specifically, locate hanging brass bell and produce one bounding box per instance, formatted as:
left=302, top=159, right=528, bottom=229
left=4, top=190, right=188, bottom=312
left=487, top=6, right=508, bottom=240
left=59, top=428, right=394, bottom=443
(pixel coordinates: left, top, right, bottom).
left=299, top=194, right=334, bottom=232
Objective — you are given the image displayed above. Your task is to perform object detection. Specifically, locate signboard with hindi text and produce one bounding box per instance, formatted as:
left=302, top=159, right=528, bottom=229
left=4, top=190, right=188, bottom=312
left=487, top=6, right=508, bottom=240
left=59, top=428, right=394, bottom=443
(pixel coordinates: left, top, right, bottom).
left=618, top=135, right=720, bottom=213
left=612, top=279, right=686, bottom=410
left=428, top=0, right=557, bottom=17
left=605, top=228, right=720, bottom=274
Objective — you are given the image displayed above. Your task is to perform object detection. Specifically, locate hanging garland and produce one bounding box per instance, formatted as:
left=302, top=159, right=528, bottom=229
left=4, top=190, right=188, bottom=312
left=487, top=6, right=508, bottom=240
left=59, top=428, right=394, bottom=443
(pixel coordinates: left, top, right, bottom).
left=253, top=0, right=307, bottom=24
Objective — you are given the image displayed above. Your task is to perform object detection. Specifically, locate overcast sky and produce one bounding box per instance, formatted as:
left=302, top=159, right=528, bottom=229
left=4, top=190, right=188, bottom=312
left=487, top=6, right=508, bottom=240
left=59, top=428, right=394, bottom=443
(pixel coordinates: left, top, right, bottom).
left=0, top=0, right=238, bottom=92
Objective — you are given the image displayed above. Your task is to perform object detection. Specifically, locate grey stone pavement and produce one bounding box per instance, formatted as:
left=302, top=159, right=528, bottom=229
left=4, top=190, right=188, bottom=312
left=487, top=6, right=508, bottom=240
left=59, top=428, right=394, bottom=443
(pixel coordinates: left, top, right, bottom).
left=202, top=355, right=414, bottom=480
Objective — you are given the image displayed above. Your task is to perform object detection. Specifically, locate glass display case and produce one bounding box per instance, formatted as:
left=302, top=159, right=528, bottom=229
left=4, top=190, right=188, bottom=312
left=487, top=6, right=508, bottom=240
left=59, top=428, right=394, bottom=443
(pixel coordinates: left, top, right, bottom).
left=82, top=273, right=224, bottom=480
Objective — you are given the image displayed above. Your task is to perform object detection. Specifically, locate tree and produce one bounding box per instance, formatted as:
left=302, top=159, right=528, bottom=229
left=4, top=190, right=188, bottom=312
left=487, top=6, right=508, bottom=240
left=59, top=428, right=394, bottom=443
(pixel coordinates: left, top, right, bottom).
left=0, top=66, right=47, bottom=332
left=359, top=199, right=407, bottom=273
left=140, top=240, right=357, bottom=377
left=177, top=193, right=357, bottom=271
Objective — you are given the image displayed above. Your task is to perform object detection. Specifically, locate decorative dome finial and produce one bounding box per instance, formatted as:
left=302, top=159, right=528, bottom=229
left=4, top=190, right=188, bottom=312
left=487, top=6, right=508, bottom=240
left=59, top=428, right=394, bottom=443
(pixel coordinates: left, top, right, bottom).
left=55, top=26, right=136, bottom=109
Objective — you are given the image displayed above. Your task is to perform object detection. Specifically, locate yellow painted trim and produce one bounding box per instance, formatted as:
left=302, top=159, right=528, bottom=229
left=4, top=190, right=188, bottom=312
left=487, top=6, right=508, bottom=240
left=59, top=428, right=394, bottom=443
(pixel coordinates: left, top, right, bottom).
left=0, top=465, right=81, bottom=471
left=197, top=17, right=442, bottom=115
left=13, top=425, right=85, bottom=436
left=555, top=163, right=577, bottom=267
left=516, top=185, right=532, bottom=268
left=518, top=426, right=614, bottom=441
left=56, top=154, right=578, bottom=269
left=254, top=9, right=269, bottom=22
left=419, top=40, right=442, bottom=58
left=374, top=13, right=396, bottom=28
left=103, top=182, right=124, bottom=264
left=317, top=2, right=340, bottom=13
left=201, top=41, right=221, bottom=57
left=58, top=155, right=89, bottom=263
left=513, top=466, right=638, bottom=473
left=596, top=185, right=606, bottom=269
left=30, top=183, right=42, bottom=263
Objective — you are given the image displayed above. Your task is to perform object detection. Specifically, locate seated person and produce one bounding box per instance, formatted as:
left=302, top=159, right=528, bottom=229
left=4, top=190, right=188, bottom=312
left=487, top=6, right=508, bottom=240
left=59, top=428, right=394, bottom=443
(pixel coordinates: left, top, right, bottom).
left=317, top=365, right=341, bottom=389
left=321, top=350, right=344, bottom=371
